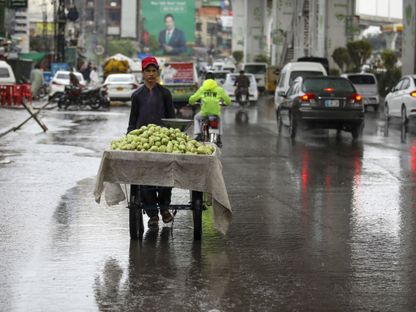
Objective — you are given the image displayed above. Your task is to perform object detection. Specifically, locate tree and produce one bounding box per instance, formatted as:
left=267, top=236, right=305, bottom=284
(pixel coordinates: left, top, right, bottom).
left=232, top=50, right=244, bottom=65
left=380, top=49, right=398, bottom=71
left=346, top=40, right=372, bottom=72
left=254, top=54, right=269, bottom=64
left=107, top=39, right=136, bottom=58
left=377, top=49, right=401, bottom=96
left=332, top=47, right=350, bottom=72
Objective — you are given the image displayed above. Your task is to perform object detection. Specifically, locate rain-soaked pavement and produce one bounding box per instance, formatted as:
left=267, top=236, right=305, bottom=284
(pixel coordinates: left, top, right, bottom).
left=1, top=96, right=416, bottom=312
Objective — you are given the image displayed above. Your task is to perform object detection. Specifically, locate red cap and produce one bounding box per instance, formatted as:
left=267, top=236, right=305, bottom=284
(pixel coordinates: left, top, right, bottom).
left=142, top=56, right=159, bottom=70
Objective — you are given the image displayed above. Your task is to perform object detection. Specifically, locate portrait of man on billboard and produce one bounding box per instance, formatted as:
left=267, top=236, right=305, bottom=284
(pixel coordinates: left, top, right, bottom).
left=141, top=0, right=195, bottom=57
left=158, top=14, right=187, bottom=55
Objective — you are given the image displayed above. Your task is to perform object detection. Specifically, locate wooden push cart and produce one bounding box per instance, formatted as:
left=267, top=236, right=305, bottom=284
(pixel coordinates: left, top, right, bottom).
left=94, top=119, right=232, bottom=240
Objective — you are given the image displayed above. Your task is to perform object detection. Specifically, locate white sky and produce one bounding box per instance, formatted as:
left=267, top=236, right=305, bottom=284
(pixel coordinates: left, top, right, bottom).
left=28, top=0, right=54, bottom=21
left=28, top=0, right=403, bottom=22
left=356, top=0, right=402, bottom=19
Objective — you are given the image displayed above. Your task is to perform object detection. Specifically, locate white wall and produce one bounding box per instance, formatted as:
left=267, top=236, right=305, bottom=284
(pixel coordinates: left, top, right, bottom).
left=324, top=0, right=355, bottom=68
left=231, top=0, right=245, bottom=53
left=121, top=0, right=137, bottom=38
left=402, top=0, right=416, bottom=75
left=270, top=0, right=294, bottom=66
left=232, top=0, right=267, bottom=63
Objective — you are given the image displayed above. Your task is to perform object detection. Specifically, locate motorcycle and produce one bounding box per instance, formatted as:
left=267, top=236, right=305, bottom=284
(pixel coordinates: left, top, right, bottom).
left=58, top=85, right=110, bottom=110
left=200, top=115, right=221, bottom=147
left=235, top=87, right=250, bottom=124
left=236, top=87, right=250, bottom=108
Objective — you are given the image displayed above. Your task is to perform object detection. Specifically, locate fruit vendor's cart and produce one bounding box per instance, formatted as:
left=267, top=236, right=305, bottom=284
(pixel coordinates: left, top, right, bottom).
left=93, top=119, right=232, bottom=240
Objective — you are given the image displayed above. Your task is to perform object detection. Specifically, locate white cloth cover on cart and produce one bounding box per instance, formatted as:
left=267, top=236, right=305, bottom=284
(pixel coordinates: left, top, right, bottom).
left=94, top=149, right=232, bottom=235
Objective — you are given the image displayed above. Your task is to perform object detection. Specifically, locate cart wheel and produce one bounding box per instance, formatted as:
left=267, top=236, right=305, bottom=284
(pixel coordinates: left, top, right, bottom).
left=129, top=185, right=144, bottom=240
left=192, top=191, right=203, bottom=240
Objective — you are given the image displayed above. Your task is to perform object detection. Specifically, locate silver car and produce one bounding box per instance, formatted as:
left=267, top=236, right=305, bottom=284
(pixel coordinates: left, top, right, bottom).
left=341, top=73, right=380, bottom=112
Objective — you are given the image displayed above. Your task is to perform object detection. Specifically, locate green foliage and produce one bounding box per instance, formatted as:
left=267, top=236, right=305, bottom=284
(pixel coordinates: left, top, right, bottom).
left=254, top=54, right=269, bottom=64
left=107, top=39, right=136, bottom=58
left=380, top=50, right=398, bottom=71
left=346, top=40, right=372, bottom=72
left=375, top=67, right=402, bottom=97
left=329, top=68, right=340, bottom=76
left=331, top=47, right=350, bottom=72
left=232, top=50, right=244, bottom=64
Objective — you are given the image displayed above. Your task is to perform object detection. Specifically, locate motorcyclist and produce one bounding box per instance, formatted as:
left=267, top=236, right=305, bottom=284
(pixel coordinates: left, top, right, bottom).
left=234, top=70, right=250, bottom=103
left=188, top=73, right=231, bottom=148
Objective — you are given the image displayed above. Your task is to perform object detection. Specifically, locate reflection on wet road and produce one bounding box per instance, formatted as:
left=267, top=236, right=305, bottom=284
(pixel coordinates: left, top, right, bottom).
left=1, top=98, right=416, bottom=311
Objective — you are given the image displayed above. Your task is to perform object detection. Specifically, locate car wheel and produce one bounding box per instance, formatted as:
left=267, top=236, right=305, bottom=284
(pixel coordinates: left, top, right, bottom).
left=288, top=113, right=297, bottom=139
left=385, top=102, right=390, bottom=121
left=351, top=122, right=363, bottom=139
left=401, top=106, right=408, bottom=125
left=276, top=109, right=282, bottom=134
left=373, top=105, right=379, bottom=113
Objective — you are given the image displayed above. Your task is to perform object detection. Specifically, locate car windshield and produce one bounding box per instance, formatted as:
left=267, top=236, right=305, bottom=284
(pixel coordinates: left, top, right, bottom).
left=348, top=75, right=376, bottom=84
left=108, top=76, right=133, bottom=82
left=0, top=68, right=10, bottom=78
left=244, top=65, right=266, bottom=74
left=56, top=73, right=83, bottom=81
left=56, top=73, right=70, bottom=80
left=228, top=74, right=253, bottom=84
left=289, top=71, right=324, bottom=84
left=303, top=78, right=355, bottom=93
left=213, top=72, right=227, bottom=79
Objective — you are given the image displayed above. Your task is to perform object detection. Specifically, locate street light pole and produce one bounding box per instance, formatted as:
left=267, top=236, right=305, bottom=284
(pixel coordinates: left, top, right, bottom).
left=53, top=0, right=66, bottom=63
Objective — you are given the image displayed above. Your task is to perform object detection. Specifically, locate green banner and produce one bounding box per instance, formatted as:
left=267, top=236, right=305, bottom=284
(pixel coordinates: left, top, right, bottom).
left=141, top=0, right=195, bottom=57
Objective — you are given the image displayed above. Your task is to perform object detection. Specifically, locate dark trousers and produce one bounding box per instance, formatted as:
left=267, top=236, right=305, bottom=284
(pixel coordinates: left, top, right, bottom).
left=140, top=185, right=172, bottom=217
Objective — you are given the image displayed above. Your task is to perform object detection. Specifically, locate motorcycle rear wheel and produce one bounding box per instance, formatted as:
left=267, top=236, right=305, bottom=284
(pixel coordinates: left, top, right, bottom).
left=88, top=96, right=102, bottom=110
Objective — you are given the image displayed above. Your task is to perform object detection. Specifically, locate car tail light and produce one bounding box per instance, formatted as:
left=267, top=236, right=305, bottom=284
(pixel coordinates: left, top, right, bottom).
left=209, top=119, right=219, bottom=129
left=410, top=90, right=416, bottom=97
left=131, top=83, right=139, bottom=89
left=348, top=93, right=362, bottom=103
left=323, top=87, right=334, bottom=92
left=300, top=93, right=316, bottom=105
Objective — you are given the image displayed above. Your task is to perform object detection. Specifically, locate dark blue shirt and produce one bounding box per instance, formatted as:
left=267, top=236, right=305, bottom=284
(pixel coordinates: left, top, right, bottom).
left=127, top=83, right=175, bottom=134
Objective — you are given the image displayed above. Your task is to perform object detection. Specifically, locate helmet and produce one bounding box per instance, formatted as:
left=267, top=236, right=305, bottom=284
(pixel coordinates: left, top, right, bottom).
left=205, top=72, right=214, bottom=80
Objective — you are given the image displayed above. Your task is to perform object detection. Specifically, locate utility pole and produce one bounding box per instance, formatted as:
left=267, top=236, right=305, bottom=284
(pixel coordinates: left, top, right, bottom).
left=53, top=0, right=66, bottom=62
left=0, top=0, right=5, bottom=38
left=41, top=0, right=47, bottom=52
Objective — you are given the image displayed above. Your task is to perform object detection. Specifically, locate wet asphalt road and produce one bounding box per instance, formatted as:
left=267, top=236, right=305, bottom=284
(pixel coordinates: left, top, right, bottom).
left=1, top=96, right=416, bottom=312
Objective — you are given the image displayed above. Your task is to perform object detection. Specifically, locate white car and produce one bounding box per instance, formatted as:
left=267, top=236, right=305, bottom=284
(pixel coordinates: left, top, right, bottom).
left=49, top=71, right=86, bottom=98
left=274, top=61, right=327, bottom=110
left=211, top=71, right=229, bottom=86
left=223, top=73, right=258, bottom=103
left=384, top=75, right=416, bottom=124
left=103, top=73, right=140, bottom=102
left=0, top=60, right=16, bottom=84
left=341, top=73, right=380, bottom=112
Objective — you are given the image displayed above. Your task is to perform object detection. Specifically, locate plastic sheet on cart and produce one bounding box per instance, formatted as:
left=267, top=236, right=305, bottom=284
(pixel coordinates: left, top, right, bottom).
left=94, top=149, right=232, bottom=234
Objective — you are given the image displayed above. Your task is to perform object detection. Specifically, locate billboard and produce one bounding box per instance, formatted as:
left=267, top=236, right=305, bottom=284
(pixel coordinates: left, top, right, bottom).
left=141, top=0, right=195, bottom=56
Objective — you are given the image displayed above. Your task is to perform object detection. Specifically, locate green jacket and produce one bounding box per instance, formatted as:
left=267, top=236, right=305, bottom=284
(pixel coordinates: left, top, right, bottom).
left=188, top=79, right=231, bottom=116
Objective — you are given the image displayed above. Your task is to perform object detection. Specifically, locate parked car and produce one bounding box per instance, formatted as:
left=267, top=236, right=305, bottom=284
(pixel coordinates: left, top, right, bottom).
left=102, top=73, right=140, bottom=102
left=0, top=60, right=16, bottom=84
left=274, top=61, right=327, bottom=110
left=49, top=71, right=86, bottom=99
left=384, top=75, right=416, bottom=124
left=223, top=73, right=259, bottom=103
left=276, top=76, right=364, bottom=139
left=341, top=73, right=380, bottom=112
